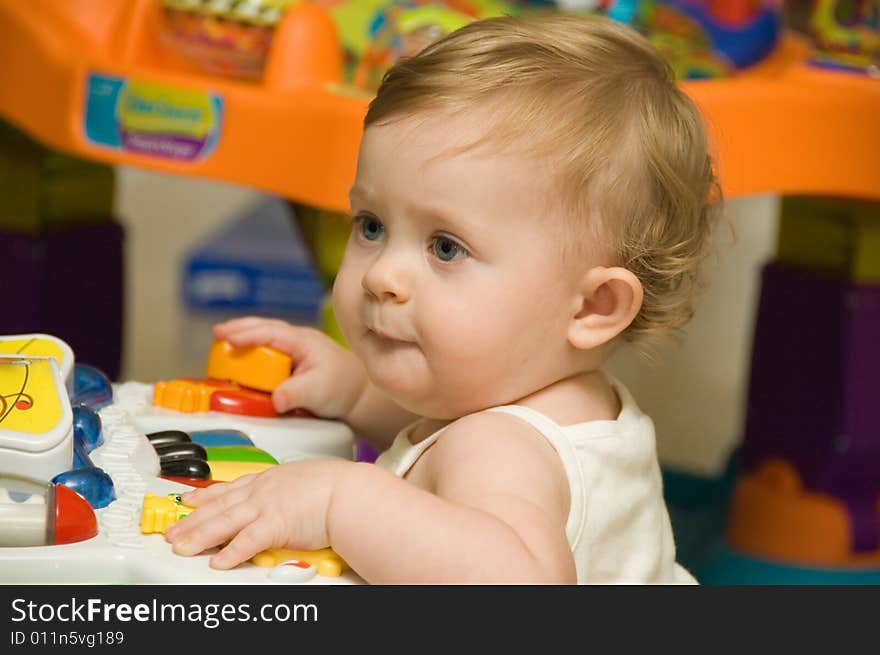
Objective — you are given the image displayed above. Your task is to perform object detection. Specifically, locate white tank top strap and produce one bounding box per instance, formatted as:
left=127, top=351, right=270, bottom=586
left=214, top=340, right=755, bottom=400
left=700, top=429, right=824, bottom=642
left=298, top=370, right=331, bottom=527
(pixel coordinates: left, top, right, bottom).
left=484, top=405, right=587, bottom=549
left=374, top=420, right=452, bottom=478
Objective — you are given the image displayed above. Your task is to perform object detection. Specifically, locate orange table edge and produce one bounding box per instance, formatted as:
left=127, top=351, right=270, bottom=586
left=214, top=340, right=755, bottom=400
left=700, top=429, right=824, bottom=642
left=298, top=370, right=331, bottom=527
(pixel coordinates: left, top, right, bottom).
left=1, top=0, right=878, bottom=211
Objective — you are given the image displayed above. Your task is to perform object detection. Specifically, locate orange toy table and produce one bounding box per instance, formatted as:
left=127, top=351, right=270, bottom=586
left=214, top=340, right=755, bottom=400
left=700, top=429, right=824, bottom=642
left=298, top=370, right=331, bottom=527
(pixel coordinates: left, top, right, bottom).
left=0, top=1, right=878, bottom=210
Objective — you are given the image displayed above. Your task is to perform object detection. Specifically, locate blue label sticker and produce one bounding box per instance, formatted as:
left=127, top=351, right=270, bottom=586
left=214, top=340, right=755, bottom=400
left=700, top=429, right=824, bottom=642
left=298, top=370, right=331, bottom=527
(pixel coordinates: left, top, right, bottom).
left=84, top=73, right=223, bottom=161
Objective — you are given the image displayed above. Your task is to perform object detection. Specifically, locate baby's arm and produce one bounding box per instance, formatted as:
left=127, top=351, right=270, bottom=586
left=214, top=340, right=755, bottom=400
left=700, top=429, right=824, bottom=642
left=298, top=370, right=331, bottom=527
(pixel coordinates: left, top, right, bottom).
left=165, top=412, right=574, bottom=583
left=328, top=412, right=575, bottom=583
left=214, top=317, right=416, bottom=451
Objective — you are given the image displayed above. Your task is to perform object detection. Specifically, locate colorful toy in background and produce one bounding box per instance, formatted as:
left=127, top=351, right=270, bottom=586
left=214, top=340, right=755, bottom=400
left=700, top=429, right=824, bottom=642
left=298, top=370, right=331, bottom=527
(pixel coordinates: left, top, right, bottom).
left=636, top=1, right=736, bottom=77
left=594, top=0, right=782, bottom=77
left=352, top=2, right=475, bottom=90
left=696, top=197, right=880, bottom=584
left=807, top=0, right=879, bottom=75
left=323, top=0, right=514, bottom=89
left=160, top=0, right=298, bottom=80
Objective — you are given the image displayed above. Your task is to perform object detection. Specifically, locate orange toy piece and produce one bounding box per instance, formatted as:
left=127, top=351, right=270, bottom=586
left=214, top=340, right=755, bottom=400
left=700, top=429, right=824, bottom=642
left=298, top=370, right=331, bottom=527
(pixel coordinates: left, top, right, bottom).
left=726, top=458, right=880, bottom=567
left=205, top=340, right=292, bottom=392
left=252, top=547, right=348, bottom=577
left=152, top=377, right=238, bottom=412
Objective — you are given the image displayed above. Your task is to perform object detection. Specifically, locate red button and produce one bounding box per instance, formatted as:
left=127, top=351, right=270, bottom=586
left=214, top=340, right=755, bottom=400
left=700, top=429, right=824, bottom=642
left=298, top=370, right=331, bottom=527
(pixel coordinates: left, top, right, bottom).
left=160, top=476, right=223, bottom=488
left=210, top=388, right=278, bottom=418
left=286, top=407, right=316, bottom=418
left=53, top=483, right=98, bottom=545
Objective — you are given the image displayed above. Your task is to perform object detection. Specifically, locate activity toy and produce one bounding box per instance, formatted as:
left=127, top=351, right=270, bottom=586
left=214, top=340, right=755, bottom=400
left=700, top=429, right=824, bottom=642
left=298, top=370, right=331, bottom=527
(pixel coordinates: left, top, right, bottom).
left=0, top=333, right=360, bottom=584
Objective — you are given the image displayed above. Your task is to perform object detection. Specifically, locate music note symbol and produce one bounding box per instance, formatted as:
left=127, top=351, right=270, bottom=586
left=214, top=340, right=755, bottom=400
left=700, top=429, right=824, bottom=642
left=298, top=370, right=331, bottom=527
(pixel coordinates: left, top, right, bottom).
left=0, top=392, right=34, bottom=417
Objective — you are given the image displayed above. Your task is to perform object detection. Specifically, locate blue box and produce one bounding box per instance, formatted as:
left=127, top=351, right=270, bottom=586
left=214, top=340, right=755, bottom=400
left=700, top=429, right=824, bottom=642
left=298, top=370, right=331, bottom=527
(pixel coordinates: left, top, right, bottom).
left=182, top=196, right=325, bottom=322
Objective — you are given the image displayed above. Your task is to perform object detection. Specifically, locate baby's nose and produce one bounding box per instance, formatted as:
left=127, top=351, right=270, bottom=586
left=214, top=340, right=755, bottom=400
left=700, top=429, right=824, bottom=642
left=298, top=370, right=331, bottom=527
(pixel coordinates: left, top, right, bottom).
left=362, top=251, right=412, bottom=303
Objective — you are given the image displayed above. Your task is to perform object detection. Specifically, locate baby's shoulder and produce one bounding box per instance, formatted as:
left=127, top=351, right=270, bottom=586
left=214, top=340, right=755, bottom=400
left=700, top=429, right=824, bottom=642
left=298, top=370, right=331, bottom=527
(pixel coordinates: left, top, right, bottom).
left=427, top=410, right=563, bottom=479
left=440, top=409, right=543, bottom=445
left=422, top=411, right=570, bottom=513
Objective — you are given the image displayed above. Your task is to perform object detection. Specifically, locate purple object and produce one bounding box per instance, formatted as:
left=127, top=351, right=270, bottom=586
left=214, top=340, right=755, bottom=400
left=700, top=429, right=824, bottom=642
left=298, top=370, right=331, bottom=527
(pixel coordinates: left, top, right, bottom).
left=355, top=438, right=380, bottom=463
left=0, top=221, right=124, bottom=380
left=742, top=262, right=880, bottom=550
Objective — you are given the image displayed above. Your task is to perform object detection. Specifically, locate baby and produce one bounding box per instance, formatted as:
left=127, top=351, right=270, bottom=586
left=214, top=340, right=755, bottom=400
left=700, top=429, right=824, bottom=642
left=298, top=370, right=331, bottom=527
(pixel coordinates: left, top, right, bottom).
left=165, top=14, right=720, bottom=584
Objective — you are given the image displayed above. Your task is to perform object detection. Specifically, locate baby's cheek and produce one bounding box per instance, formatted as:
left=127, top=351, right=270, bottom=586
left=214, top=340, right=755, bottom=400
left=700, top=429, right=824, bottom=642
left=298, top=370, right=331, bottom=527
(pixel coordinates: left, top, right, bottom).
left=432, top=291, right=499, bottom=344
left=331, top=273, right=360, bottom=334
left=426, top=319, right=498, bottom=381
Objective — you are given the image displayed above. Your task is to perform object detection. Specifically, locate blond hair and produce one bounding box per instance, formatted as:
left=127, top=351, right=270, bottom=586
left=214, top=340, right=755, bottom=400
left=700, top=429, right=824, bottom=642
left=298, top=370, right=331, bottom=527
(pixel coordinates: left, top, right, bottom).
left=365, top=14, right=722, bottom=341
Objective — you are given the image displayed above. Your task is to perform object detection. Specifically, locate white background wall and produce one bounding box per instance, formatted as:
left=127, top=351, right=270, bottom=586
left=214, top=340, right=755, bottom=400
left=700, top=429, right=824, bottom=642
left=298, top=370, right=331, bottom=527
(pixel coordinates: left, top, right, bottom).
left=115, top=167, right=779, bottom=478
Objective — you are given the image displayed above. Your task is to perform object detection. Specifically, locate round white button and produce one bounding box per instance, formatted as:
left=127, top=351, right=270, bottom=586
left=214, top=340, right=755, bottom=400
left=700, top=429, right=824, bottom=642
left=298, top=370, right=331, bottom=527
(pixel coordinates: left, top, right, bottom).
left=268, top=559, right=317, bottom=583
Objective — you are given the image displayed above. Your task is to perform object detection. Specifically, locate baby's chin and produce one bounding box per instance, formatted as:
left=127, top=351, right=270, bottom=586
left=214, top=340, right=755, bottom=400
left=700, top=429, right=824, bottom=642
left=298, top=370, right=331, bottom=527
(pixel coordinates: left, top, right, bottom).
left=358, top=347, right=506, bottom=418
left=369, top=378, right=443, bottom=418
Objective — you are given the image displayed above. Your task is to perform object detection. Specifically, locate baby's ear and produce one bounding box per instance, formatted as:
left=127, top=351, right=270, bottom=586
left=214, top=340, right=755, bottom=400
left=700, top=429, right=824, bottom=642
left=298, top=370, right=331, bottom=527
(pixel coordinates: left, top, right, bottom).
left=567, top=266, right=643, bottom=351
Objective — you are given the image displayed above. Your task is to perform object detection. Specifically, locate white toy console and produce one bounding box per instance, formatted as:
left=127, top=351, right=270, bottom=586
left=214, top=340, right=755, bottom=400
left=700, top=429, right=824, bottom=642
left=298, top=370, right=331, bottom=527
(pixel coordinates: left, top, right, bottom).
left=0, top=334, right=363, bottom=585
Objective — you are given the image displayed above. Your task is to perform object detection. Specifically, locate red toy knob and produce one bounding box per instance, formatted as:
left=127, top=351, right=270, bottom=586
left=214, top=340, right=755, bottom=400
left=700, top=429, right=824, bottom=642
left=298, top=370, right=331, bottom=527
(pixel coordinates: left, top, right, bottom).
left=53, top=483, right=98, bottom=545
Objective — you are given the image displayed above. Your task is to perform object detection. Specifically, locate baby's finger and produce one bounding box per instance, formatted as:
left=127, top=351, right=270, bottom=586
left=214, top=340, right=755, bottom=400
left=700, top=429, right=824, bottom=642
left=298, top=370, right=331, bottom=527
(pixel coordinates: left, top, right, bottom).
left=271, top=374, right=322, bottom=413
left=224, top=323, right=319, bottom=363
left=180, top=474, right=256, bottom=507
left=213, top=316, right=273, bottom=338
left=178, top=482, right=231, bottom=508
left=166, top=482, right=255, bottom=541
left=171, top=500, right=259, bottom=558
left=210, top=522, right=274, bottom=570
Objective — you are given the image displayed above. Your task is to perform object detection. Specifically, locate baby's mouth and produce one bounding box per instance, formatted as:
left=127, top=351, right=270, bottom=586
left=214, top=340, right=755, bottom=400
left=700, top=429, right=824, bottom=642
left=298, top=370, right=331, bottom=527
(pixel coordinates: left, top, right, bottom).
left=368, top=327, right=406, bottom=342
left=365, top=325, right=416, bottom=347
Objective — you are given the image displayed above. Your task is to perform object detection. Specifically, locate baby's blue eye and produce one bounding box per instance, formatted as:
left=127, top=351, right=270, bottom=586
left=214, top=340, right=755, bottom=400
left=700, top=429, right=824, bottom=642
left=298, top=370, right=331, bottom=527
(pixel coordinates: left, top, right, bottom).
left=431, top=236, right=468, bottom=262
left=357, top=215, right=385, bottom=241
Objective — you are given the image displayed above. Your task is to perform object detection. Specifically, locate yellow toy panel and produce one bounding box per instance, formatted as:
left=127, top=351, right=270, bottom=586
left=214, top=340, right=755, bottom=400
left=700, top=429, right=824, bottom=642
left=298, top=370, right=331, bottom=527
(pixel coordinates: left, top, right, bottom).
left=206, top=460, right=275, bottom=481
left=0, top=334, right=75, bottom=387
left=1, top=1, right=879, bottom=212
left=0, top=358, right=61, bottom=436
left=0, top=356, right=74, bottom=482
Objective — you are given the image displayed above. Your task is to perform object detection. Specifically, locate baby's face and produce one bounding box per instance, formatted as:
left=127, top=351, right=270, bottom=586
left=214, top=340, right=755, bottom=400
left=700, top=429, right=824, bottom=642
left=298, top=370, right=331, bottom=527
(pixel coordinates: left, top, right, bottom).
left=332, top=112, right=581, bottom=418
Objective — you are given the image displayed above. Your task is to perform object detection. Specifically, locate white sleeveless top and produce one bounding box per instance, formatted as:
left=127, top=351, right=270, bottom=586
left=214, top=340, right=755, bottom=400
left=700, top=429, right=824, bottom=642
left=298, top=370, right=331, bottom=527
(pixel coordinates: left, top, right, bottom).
left=374, top=377, right=697, bottom=584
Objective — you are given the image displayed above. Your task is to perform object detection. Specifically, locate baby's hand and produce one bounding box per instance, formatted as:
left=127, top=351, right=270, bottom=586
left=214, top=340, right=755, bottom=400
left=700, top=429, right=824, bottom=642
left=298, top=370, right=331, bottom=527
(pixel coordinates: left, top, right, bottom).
left=164, top=460, right=349, bottom=569
left=213, top=317, right=367, bottom=420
